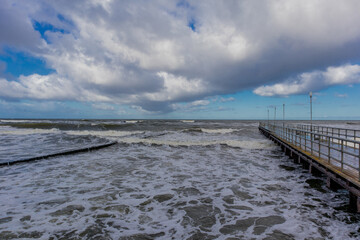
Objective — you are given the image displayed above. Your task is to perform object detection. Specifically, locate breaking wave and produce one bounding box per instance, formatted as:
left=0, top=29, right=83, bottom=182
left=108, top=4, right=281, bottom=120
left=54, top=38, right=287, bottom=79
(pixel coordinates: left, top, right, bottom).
left=65, top=130, right=143, bottom=138
left=183, top=128, right=239, bottom=134
left=0, top=126, right=60, bottom=135
left=180, top=120, right=195, bottom=123
left=118, top=137, right=276, bottom=150
left=201, top=128, right=238, bottom=134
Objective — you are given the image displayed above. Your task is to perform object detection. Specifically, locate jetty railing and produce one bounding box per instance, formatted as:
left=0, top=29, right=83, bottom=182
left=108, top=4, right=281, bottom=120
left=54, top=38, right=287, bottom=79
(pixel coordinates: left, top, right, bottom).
left=260, top=122, right=360, bottom=181
left=293, top=124, right=360, bottom=144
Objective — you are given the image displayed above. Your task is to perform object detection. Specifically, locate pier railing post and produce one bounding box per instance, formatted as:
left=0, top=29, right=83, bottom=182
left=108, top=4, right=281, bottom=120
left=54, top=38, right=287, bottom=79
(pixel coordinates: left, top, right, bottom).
left=288, top=128, right=289, bottom=142
left=358, top=145, right=360, bottom=181
left=346, top=129, right=348, bottom=140
left=341, top=140, right=344, bottom=171
left=328, top=136, right=330, bottom=164
left=311, top=132, right=313, bottom=155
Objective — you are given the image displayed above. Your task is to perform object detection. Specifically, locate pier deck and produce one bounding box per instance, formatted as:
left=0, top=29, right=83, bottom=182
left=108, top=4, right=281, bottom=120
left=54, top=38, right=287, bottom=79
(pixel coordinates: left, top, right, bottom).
left=259, top=123, right=360, bottom=212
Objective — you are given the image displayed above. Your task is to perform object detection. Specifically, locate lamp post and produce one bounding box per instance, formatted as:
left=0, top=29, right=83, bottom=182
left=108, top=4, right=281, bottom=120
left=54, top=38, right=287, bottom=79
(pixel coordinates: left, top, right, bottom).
left=283, top=103, right=285, bottom=123
left=274, top=106, right=276, bottom=130
left=309, top=92, right=312, bottom=131
left=267, top=109, right=269, bottom=128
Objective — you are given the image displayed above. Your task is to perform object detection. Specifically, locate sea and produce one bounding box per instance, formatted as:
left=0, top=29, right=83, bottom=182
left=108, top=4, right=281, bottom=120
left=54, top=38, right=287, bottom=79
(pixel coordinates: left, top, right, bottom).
left=0, top=119, right=359, bottom=239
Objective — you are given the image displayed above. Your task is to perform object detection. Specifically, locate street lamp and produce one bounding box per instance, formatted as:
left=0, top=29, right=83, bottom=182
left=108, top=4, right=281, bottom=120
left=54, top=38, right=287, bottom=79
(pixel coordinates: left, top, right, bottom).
left=274, top=106, right=276, bottom=129
left=309, top=92, right=312, bottom=131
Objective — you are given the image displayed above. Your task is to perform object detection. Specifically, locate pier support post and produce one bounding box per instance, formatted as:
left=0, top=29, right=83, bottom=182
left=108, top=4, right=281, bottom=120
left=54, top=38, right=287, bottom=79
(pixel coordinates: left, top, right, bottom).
left=326, top=177, right=341, bottom=191
left=291, top=152, right=297, bottom=163
left=293, top=155, right=298, bottom=164
left=349, top=192, right=360, bottom=213
left=302, top=160, right=309, bottom=169
left=284, top=148, right=289, bottom=156
left=309, top=164, right=322, bottom=176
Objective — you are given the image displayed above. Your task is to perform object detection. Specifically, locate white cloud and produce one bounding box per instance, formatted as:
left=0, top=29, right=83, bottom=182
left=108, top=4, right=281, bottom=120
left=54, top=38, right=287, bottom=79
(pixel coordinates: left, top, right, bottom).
left=191, top=100, right=210, bottom=106
left=144, top=72, right=208, bottom=102
left=0, top=74, right=77, bottom=100
left=92, top=103, right=114, bottom=111
left=171, top=99, right=211, bottom=112
left=324, top=65, right=360, bottom=85
left=220, top=97, right=235, bottom=102
left=335, top=93, right=348, bottom=98
left=253, top=64, right=360, bottom=96
left=1, top=0, right=360, bottom=112
left=0, top=74, right=111, bottom=102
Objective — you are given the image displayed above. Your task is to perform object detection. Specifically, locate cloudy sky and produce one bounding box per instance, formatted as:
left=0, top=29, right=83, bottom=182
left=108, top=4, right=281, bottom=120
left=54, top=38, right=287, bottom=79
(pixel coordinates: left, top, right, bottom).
left=1, top=0, right=360, bottom=119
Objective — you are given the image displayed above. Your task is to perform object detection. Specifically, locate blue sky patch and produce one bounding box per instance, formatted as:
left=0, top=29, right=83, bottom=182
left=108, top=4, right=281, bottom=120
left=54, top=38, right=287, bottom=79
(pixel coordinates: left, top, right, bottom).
left=33, top=20, right=69, bottom=43
left=176, top=0, right=191, bottom=9
left=188, top=18, right=196, bottom=32
left=57, top=14, right=73, bottom=26
left=0, top=48, right=54, bottom=77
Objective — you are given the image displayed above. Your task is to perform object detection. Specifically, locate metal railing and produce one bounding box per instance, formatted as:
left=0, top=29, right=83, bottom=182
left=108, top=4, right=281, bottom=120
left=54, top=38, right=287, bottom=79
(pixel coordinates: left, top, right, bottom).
left=260, top=122, right=360, bottom=181
left=294, top=124, right=360, bottom=144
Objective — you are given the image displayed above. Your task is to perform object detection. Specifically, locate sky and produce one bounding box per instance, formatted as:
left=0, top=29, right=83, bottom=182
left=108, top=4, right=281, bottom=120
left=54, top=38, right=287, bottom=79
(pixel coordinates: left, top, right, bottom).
left=1, top=0, right=360, bottom=120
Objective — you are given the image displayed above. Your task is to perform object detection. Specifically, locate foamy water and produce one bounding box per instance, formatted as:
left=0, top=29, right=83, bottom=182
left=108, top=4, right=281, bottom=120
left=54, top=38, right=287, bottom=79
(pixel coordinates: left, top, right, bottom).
left=0, top=120, right=359, bottom=239
left=66, top=130, right=144, bottom=138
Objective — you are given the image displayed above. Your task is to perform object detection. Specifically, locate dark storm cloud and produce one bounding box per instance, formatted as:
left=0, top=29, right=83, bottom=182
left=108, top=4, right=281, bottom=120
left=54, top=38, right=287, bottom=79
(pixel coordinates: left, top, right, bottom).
left=0, top=1, right=43, bottom=51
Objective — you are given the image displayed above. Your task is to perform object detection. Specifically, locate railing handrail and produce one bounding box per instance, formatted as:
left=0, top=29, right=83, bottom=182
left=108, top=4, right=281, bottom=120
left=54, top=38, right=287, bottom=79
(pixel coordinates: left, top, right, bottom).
left=259, top=122, right=360, bottom=145
left=292, top=124, right=360, bottom=140
left=259, top=121, right=360, bottom=181
left=293, top=123, right=360, bottom=133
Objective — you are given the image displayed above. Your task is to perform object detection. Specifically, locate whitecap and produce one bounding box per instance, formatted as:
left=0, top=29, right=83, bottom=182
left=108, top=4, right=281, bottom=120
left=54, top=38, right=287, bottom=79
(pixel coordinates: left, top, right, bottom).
left=65, top=130, right=143, bottom=138
left=0, top=126, right=60, bottom=135
left=125, top=120, right=139, bottom=123
left=200, top=128, right=238, bottom=134
left=181, top=120, right=195, bottom=123
left=118, top=137, right=276, bottom=150
left=0, top=119, right=34, bottom=123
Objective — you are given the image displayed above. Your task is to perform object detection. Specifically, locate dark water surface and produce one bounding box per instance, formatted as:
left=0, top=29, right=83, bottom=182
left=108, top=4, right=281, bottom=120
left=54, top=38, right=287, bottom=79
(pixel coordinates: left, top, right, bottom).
left=0, top=119, right=359, bottom=239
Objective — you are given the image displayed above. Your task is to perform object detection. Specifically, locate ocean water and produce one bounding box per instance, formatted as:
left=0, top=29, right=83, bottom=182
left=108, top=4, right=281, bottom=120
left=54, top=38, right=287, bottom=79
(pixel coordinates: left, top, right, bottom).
left=0, top=119, right=359, bottom=239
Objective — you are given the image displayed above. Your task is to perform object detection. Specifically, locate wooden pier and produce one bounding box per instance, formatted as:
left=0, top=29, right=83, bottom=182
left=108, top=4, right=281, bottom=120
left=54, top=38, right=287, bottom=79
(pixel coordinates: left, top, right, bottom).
left=259, top=123, right=360, bottom=212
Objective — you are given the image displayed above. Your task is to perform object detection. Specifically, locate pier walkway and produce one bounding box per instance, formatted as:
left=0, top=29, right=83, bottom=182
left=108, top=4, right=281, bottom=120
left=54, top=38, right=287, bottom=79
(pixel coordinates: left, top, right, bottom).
left=259, top=122, right=360, bottom=212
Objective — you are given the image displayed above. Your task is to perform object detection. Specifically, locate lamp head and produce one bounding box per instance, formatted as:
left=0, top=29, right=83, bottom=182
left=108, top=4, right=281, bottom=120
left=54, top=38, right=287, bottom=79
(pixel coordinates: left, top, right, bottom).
left=309, top=92, right=312, bottom=97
